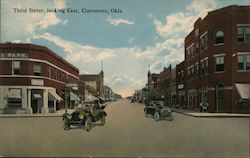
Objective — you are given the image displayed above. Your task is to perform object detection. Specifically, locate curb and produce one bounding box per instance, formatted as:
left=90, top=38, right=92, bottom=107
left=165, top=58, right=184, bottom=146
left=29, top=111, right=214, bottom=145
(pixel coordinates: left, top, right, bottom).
left=172, top=109, right=250, bottom=117
left=0, top=114, right=63, bottom=118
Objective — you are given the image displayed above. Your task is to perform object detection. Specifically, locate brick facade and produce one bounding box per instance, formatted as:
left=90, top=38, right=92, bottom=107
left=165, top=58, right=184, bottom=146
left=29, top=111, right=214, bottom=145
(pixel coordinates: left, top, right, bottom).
left=0, top=43, right=82, bottom=114
left=184, top=5, right=250, bottom=113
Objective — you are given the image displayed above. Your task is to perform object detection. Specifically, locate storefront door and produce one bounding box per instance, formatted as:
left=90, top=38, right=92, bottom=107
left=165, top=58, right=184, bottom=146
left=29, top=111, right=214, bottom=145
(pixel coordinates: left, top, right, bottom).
left=216, top=84, right=226, bottom=112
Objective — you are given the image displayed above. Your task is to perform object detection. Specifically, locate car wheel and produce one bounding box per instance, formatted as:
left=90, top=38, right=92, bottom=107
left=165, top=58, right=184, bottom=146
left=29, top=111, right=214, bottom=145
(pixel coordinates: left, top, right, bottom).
left=101, top=117, right=105, bottom=125
left=166, top=113, right=174, bottom=121
left=154, top=112, right=160, bottom=121
left=62, top=119, right=70, bottom=130
left=85, top=117, right=93, bottom=132
left=144, top=110, right=148, bottom=117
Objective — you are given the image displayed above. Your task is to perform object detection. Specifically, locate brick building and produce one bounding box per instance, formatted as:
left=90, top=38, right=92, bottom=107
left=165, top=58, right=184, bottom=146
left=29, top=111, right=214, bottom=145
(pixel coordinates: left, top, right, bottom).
left=147, top=70, right=160, bottom=95
left=176, top=61, right=185, bottom=108
left=159, top=65, right=176, bottom=106
left=79, top=71, right=104, bottom=98
left=184, top=5, right=250, bottom=113
left=0, top=43, right=82, bottom=114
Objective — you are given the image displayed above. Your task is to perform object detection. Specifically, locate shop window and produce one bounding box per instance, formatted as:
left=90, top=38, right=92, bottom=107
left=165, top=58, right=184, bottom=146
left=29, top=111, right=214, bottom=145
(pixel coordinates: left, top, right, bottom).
left=237, top=26, right=250, bottom=43
left=215, top=30, right=224, bottom=44
left=12, top=61, right=20, bottom=75
left=7, top=88, right=22, bottom=108
left=34, top=62, right=42, bottom=76
left=215, top=56, right=224, bottom=72
left=8, top=99, right=22, bottom=108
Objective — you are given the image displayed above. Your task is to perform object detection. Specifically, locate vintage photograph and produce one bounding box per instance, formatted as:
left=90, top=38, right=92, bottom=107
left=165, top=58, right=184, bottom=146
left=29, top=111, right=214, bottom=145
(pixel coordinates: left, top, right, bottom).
left=0, top=0, right=249, bottom=157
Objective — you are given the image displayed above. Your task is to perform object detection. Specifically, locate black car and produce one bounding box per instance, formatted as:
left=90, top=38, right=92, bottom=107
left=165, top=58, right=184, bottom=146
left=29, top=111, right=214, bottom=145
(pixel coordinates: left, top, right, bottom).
left=144, top=101, right=173, bottom=121
left=62, top=101, right=107, bottom=132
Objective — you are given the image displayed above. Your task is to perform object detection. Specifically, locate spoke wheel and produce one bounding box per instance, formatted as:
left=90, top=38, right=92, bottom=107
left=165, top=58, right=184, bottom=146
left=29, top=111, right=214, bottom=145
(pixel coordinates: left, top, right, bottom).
left=144, top=110, right=148, bottom=117
left=62, top=119, right=70, bottom=130
left=154, top=112, right=160, bottom=121
left=85, top=117, right=93, bottom=132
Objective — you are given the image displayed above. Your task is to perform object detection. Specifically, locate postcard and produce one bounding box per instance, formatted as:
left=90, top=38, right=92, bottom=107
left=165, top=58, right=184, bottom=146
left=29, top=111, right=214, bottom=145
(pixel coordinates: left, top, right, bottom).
left=0, top=0, right=249, bottom=157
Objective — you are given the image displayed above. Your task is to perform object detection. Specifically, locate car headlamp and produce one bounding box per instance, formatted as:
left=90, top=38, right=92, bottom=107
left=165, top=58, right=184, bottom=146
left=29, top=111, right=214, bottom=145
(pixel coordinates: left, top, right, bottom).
left=79, top=113, right=84, bottom=119
left=66, top=114, right=72, bottom=119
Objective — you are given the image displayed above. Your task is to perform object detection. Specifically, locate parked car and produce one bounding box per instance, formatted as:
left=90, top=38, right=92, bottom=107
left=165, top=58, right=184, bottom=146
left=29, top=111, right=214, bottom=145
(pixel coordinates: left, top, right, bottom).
left=62, top=101, right=107, bottom=132
left=144, top=101, right=173, bottom=121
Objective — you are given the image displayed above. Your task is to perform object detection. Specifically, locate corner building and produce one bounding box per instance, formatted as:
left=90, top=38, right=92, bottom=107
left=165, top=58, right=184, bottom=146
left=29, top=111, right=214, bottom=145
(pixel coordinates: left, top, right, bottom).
left=184, top=5, right=250, bottom=113
left=0, top=43, right=81, bottom=114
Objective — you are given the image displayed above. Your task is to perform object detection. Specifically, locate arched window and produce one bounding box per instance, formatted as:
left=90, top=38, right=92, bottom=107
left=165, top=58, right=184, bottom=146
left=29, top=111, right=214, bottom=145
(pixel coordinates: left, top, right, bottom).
left=215, top=30, right=224, bottom=44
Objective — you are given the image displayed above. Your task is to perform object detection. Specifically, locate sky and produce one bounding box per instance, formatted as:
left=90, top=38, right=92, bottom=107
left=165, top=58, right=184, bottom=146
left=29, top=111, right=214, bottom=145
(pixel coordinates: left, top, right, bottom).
left=1, top=0, right=249, bottom=97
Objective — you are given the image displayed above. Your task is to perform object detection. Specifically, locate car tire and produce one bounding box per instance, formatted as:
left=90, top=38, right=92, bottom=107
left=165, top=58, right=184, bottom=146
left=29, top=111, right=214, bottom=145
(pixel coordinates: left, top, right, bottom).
left=101, top=117, right=105, bottom=125
left=85, top=117, right=93, bottom=132
left=166, top=113, right=174, bottom=121
left=144, top=110, right=148, bottom=117
left=62, top=119, right=70, bottom=130
left=154, top=112, right=160, bottom=121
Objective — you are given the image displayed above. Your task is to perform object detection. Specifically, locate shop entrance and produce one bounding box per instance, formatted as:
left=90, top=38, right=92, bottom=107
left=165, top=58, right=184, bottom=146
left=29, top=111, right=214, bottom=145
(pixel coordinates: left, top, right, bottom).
left=31, top=89, right=43, bottom=114
left=216, top=83, right=226, bottom=112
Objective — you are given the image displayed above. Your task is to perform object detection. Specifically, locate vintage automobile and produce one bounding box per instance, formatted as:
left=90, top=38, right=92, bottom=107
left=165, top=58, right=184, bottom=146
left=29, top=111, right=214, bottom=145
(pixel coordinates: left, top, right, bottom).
left=62, top=100, right=107, bottom=132
left=144, top=101, right=173, bottom=121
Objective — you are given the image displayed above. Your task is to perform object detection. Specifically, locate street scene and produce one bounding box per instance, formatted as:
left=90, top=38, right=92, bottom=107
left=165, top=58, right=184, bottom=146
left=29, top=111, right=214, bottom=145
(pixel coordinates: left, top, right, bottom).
left=1, top=0, right=250, bottom=157
left=0, top=99, right=249, bottom=157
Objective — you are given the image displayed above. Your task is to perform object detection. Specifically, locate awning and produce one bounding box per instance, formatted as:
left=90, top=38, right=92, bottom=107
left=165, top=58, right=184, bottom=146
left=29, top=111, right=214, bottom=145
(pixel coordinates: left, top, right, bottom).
left=7, top=89, right=21, bottom=99
left=70, top=92, right=81, bottom=101
left=49, top=90, right=63, bottom=101
left=33, top=94, right=42, bottom=99
left=85, top=95, right=98, bottom=102
left=235, top=83, right=250, bottom=100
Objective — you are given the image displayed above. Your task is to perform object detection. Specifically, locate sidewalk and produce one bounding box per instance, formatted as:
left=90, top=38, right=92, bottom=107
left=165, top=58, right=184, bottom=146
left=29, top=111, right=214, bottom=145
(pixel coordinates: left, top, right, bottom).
left=0, top=109, right=72, bottom=118
left=172, top=108, right=250, bottom=117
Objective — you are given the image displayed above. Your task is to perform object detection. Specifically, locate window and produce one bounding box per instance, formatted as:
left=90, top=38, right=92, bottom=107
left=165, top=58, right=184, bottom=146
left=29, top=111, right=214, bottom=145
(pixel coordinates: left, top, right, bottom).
left=238, top=54, right=250, bottom=71
left=187, top=69, right=191, bottom=80
left=215, top=30, right=224, bottom=44
left=48, top=66, right=51, bottom=78
left=201, top=59, right=208, bottom=75
left=34, top=62, right=42, bottom=76
left=186, top=44, right=194, bottom=59
left=13, top=61, right=20, bottom=75
left=215, top=56, right=224, bottom=72
left=194, top=64, right=199, bottom=77
left=237, top=26, right=250, bottom=43
left=7, top=88, right=22, bottom=108
left=205, top=60, right=208, bottom=74
left=200, top=33, right=208, bottom=52
left=196, top=43, right=199, bottom=54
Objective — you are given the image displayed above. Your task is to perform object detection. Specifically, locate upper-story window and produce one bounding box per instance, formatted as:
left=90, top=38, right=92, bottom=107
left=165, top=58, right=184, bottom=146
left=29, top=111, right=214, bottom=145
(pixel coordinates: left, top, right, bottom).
left=238, top=54, right=250, bottom=71
left=48, top=66, right=51, bottom=78
left=186, top=43, right=194, bottom=59
left=237, top=25, right=250, bottom=43
left=215, top=56, right=224, bottom=72
left=34, top=62, right=42, bottom=76
left=215, top=30, right=224, bottom=45
left=12, top=61, right=20, bottom=75
left=201, top=59, right=208, bottom=75
left=200, top=32, right=208, bottom=52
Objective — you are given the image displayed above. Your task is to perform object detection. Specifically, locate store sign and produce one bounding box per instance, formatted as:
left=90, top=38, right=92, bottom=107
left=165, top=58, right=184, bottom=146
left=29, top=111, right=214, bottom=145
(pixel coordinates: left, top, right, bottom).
left=31, top=79, right=44, bottom=86
left=0, top=53, right=28, bottom=58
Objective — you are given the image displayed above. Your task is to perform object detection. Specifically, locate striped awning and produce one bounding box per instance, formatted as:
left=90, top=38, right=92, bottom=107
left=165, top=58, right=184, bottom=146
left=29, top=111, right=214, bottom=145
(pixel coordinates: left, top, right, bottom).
left=49, top=90, right=63, bottom=101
